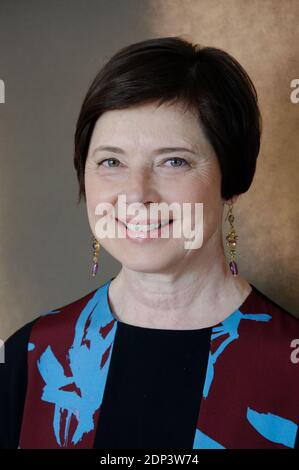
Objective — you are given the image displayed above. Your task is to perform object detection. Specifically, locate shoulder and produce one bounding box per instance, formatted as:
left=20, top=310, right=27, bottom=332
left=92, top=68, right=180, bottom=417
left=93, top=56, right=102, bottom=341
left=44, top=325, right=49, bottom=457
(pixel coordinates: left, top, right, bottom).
left=222, top=283, right=299, bottom=348
left=2, top=318, right=38, bottom=361
left=21, top=279, right=114, bottom=372
left=27, top=284, right=105, bottom=349
left=236, top=283, right=299, bottom=352
left=245, top=284, right=299, bottom=335
left=0, top=280, right=109, bottom=382
left=2, top=285, right=101, bottom=355
left=236, top=283, right=299, bottom=377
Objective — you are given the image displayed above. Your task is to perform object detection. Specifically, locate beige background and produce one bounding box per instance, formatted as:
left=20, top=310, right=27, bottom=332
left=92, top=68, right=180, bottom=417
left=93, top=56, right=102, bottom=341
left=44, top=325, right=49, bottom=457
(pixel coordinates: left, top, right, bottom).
left=0, top=0, right=298, bottom=341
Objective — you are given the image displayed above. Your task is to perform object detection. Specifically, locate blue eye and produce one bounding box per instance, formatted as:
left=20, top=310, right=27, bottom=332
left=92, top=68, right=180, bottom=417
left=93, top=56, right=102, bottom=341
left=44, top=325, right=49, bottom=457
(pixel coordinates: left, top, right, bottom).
left=97, top=158, right=120, bottom=168
left=164, top=158, right=188, bottom=168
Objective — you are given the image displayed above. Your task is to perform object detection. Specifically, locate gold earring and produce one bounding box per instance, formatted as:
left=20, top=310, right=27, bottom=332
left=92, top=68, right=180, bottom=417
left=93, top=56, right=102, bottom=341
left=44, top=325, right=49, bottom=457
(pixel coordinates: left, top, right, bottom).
left=224, top=203, right=239, bottom=276
left=91, top=236, right=100, bottom=278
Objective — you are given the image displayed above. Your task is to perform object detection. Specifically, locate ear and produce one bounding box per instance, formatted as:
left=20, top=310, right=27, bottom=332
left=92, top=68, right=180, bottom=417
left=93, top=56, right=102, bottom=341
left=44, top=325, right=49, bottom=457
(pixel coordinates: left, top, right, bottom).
left=222, top=195, right=240, bottom=206
left=230, top=195, right=240, bottom=205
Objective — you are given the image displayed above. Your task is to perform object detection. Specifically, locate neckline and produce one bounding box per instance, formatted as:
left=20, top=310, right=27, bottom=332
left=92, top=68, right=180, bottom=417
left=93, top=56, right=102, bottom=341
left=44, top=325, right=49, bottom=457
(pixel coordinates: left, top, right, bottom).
left=103, top=277, right=255, bottom=333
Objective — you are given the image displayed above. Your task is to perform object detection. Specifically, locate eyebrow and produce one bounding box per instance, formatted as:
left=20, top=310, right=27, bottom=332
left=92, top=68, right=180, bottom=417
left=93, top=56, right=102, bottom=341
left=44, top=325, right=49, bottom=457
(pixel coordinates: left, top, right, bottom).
left=91, top=145, right=198, bottom=157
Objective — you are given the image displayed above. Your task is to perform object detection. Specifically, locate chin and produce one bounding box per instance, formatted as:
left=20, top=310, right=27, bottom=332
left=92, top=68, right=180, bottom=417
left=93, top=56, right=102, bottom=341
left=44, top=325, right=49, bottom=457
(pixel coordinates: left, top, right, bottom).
left=121, top=251, right=182, bottom=274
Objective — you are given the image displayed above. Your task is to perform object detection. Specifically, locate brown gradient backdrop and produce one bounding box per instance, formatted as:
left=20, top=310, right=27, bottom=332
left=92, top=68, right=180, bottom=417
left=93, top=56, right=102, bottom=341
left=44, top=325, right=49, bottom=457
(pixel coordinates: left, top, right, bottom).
left=0, top=0, right=298, bottom=341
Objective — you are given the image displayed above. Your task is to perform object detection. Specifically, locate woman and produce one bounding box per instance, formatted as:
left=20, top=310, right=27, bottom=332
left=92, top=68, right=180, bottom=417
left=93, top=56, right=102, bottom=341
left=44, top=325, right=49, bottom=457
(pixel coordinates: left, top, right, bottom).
left=1, top=36, right=298, bottom=450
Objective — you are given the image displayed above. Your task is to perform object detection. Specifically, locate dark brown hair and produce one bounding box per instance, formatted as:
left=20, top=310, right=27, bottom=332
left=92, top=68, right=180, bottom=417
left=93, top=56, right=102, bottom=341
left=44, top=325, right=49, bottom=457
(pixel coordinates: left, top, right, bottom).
left=74, top=36, right=262, bottom=204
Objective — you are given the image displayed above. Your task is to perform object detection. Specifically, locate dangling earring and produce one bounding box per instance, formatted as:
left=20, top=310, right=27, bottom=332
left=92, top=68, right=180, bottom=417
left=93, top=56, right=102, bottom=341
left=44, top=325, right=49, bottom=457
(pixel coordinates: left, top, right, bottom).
left=225, top=202, right=239, bottom=276
left=91, top=236, right=100, bottom=278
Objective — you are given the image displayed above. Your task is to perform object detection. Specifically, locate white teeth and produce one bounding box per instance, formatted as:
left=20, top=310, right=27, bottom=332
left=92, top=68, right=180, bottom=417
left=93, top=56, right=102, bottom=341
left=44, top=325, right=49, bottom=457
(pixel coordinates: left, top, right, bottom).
left=125, top=220, right=170, bottom=232
left=126, top=222, right=160, bottom=232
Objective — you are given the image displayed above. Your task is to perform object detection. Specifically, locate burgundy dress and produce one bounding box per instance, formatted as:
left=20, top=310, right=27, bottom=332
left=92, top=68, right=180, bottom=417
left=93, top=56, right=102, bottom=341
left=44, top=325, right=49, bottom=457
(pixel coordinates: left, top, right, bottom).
left=1, top=278, right=299, bottom=449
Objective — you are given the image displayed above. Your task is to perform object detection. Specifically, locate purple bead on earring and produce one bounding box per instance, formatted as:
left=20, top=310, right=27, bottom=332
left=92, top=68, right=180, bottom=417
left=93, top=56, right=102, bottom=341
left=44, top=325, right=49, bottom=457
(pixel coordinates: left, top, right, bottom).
left=229, top=260, right=238, bottom=276
left=91, top=261, right=98, bottom=277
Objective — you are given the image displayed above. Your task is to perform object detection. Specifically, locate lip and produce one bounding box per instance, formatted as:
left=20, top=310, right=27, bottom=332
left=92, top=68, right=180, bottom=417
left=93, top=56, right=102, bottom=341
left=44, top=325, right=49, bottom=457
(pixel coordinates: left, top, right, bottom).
left=116, top=218, right=174, bottom=243
left=117, top=219, right=172, bottom=226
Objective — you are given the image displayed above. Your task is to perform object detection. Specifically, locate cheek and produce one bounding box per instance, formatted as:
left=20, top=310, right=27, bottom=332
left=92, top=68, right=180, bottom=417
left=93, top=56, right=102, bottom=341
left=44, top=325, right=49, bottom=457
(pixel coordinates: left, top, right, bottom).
left=85, top=168, right=98, bottom=196
left=85, top=174, right=104, bottom=226
left=85, top=169, right=105, bottom=204
left=172, top=174, right=219, bottom=205
left=85, top=173, right=119, bottom=230
left=173, top=171, right=221, bottom=235
left=191, top=164, right=222, bottom=205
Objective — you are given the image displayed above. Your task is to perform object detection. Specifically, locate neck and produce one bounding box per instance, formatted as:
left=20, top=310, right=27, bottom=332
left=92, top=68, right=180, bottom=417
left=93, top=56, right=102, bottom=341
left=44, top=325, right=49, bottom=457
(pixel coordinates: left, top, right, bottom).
left=108, top=232, right=252, bottom=330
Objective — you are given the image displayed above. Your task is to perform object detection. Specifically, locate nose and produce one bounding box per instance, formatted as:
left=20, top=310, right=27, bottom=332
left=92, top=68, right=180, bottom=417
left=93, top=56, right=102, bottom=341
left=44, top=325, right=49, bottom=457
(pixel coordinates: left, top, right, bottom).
left=122, top=167, right=157, bottom=206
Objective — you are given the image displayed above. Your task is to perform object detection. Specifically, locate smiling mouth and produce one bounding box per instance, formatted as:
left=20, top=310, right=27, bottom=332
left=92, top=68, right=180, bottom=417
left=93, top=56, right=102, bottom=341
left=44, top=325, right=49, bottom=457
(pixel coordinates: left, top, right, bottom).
left=117, top=219, right=173, bottom=232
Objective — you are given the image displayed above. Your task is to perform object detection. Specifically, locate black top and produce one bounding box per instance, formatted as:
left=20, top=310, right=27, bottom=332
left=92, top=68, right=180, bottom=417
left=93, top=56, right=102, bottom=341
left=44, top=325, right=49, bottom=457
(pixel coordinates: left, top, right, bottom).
left=94, top=321, right=211, bottom=448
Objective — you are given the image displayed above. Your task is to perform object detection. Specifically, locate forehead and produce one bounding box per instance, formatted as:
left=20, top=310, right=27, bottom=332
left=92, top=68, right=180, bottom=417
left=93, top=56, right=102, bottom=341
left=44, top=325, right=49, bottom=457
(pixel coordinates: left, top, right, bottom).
left=89, top=101, right=212, bottom=155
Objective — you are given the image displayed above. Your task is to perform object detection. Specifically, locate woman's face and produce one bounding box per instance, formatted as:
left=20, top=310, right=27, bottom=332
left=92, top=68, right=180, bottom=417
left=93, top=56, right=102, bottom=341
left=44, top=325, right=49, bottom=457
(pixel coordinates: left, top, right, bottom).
left=84, top=101, right=226, bottom=273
